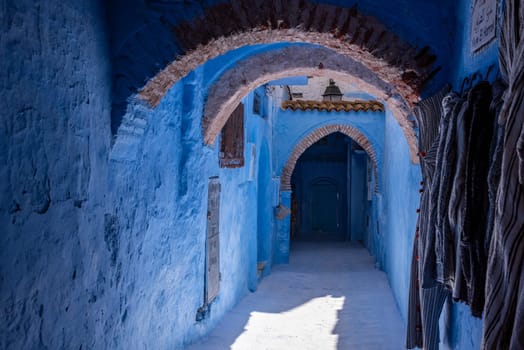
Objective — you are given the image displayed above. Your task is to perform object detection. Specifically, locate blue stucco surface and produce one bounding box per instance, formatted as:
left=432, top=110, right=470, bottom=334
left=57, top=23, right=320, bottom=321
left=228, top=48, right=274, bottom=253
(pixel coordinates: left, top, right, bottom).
left=1, top=1, right=113, bottom=349
left=109, top=71, right=277, bottom=348
left=274, top=191, right=292, bottom=264
left=451, top=0, right=502, bottom=89
left=349, top=151, right=369, bottom=242
left=257, top=140, right=273, bottom=276
left=1, top=7, right=277, bottom=343
left=378, top=110, right=421, bottom=325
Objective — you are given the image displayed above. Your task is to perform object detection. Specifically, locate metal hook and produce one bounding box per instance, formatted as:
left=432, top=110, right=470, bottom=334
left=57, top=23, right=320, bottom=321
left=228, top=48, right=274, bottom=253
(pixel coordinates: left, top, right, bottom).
left=470, top=72, right=482, bottom=87
left=460, top=76, right=470, bottom=96
left=485, top=64, right=495, bottom=81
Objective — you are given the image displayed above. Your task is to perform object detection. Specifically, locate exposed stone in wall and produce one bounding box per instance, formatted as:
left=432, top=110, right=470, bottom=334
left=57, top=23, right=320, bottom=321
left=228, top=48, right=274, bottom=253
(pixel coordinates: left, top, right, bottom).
left=110, top=102, right=152, bottom=163
left=110, top=21, right=179, bottom=135
left=280, top=124, right=379, bottom=192
left=201, top=46, right=418, bottom=162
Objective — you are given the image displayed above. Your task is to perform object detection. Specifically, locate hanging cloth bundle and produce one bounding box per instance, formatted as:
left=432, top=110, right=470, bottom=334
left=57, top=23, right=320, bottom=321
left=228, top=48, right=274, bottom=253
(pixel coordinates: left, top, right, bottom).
left=406, top=87, right=450, bottom=350
left=434, top=92, right=463, bottom=289
left=406, top=71, right=505, bottom=348
left=457, top=81, right=494, bottom=317
left=482, top=0, right=524, bottom=348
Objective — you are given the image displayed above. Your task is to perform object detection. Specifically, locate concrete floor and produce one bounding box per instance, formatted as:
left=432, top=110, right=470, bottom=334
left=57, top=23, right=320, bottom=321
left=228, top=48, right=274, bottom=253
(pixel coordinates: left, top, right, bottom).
left=188, top=242, right=405, bottom=350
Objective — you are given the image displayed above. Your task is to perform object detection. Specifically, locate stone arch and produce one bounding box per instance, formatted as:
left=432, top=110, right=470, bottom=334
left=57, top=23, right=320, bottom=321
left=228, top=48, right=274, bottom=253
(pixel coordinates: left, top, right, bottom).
left=280, top=124, right=380, bottom=193
left=120, top=0, right=440, bottom=162
left=137, top=1, right=438, bottom=109
left=200, top=45, right=418, bottom=162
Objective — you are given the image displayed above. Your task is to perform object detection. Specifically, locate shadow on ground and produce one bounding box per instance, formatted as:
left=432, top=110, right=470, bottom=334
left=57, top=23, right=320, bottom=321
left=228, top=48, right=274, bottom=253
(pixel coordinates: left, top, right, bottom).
left=187, top=242, right=405, bottom=350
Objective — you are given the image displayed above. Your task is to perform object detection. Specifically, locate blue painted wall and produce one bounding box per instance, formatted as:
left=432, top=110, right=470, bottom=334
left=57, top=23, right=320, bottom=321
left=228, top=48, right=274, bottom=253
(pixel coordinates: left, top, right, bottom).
left=1, top=1, right=113, bottom=349
left=109, top=70, right=276, bottom=348
left=257, top=140, right=273, bottom=277
left=1, top=8, right=277, bottom=344
left=350, top=151, right=369, bottom=242
left=378, top=110, right=421, bottom=326
left=451, top=0, right=501, bottom=89
left=274, top=191, right=292, bottom=264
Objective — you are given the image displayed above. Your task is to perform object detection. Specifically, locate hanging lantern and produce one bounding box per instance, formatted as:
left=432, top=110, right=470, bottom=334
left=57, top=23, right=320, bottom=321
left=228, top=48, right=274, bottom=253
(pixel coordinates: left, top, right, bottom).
left=322, top=79, right=343, bottom=101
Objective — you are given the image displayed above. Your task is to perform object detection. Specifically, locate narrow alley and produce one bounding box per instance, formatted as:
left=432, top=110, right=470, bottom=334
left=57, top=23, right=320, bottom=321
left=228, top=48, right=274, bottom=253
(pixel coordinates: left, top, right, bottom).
left=5, top=1, right=524, bottom=349
left=189, top=242, right=404, bottom=350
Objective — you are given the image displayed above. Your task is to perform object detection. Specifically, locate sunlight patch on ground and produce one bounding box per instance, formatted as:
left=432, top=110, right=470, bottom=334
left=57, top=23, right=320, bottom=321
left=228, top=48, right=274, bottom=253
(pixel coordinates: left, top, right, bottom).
left=231, top=296, right=345, bottom=350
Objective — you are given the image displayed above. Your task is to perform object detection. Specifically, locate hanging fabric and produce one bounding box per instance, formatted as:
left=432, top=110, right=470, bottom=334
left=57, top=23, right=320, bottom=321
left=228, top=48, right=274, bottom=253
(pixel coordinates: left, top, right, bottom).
left=447, top=92, right=470, bottom=304
left=459, top=80, right=494, bottom=317
left=406, top=87, right=450, bottom=350
left=483, top=0, right=524, bottom=348
left=407, top=76, right=502, bottom=347
left=484, top=80, right=506, bottom=253
left=434, top=92, right=463, bottom=290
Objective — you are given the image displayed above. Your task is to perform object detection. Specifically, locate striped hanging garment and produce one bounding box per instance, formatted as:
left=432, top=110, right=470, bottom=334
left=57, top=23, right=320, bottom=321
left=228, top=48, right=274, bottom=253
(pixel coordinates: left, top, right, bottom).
left=482, top=0, right=524, bottom=348
left=406, top=87, right=450, bottom=350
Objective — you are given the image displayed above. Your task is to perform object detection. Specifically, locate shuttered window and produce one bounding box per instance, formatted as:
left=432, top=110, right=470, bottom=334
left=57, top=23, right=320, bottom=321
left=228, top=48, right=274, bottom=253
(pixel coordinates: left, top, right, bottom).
left=219, top=103, right=244, bottom=168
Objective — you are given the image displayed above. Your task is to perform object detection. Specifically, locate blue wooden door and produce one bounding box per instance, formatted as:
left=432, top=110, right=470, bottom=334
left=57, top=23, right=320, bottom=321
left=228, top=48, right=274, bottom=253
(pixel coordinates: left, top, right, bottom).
left=311, top=180, right=339, bottom=234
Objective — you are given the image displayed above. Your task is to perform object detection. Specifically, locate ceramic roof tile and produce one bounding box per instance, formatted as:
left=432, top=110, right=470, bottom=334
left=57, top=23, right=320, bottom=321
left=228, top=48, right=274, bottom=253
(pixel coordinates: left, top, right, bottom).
left=281, top=100, right=385, bottom=113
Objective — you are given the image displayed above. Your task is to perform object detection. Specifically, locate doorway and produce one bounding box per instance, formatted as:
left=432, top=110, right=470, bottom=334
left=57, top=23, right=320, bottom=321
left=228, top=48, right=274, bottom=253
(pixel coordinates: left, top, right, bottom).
left=290, top=132, right=369, bottom=242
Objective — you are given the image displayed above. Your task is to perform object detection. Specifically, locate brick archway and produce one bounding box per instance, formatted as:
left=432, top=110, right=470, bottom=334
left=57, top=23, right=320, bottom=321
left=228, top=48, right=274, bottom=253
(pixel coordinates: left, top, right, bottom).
left=280, top=124, right=380, bottom=193
left=198, top=45, right=417, bottom=162
left=119, top=1, right=440, bottom=163
left=137, top=0, right=438, bottom=108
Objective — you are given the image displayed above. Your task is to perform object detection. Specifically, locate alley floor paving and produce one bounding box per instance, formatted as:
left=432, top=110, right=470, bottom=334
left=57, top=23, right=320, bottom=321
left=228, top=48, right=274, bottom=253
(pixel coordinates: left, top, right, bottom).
left=188, top=242, right=405, bottom=350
